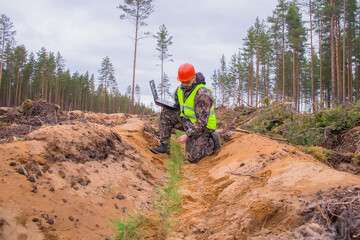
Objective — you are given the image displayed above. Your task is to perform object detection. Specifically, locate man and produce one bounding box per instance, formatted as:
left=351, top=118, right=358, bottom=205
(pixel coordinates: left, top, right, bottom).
left=150, top=63, right=221, bottom=163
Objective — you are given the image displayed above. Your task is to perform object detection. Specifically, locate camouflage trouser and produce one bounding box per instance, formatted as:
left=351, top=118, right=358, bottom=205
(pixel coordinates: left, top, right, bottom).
left=159, top=107, right=214, bottom=163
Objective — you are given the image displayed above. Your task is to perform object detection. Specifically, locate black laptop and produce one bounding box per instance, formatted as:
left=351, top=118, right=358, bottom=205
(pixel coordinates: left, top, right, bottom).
left=149, top=80, right=177, bottom=109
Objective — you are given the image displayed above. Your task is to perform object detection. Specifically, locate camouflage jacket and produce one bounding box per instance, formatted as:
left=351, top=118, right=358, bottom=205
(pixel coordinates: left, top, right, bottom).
left=173, top=79, right=214, bottom=137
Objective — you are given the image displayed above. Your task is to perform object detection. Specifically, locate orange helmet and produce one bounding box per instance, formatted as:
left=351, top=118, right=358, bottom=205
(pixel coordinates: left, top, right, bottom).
left=177, top=63, right=196, bottom=82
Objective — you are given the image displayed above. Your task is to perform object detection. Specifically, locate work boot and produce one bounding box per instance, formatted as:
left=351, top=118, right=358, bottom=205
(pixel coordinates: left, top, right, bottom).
left=211, top=132, right=221, bottom=155
left=150, top=143, right=170, bottom=155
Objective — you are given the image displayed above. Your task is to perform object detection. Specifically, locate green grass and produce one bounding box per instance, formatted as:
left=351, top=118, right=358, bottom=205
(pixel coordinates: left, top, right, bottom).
left=295, top=145, right=334, bottom=162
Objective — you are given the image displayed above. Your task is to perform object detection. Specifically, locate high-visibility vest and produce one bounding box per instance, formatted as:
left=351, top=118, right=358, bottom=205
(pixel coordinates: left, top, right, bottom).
left=177, top=84, right=216, bottom=130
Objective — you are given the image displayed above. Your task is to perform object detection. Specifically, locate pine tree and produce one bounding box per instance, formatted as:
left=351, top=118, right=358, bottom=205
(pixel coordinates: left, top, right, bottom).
left=33, top=47, right=48, bottom=100
left=135, top=83, right=141, bottom=103
left=228, top=52, right=240, bottom=105
left=13, top=45, right=26, bottom=106
left=55, top=52, right=65, bottom=105
left=98, top=56, right=116, bottom=113
left=345, top=0, right=358, bottom=103
left=154, top=24, right=173, bottom=98
left=309, top=0, right=316, bottom=111
left=22, top=52, right=34, bottom=101
left=243, top=26, right=256, bottom=106
left=157, top=72, right=171, bottom=99
left=286, top=1, right=307, bottom=109
left=218, top=54, right=231, bottom=105
left=118, top=0, right=154, bottom=113
left=258, top=20, right=272, bottom=104
left=45, top=51, right=56, bottom=102
left=3, top=45, right=15, bottom=106
left=330, top=0, right=337, bottom=105
left=126, top=85, right=132, bottom=96
left=211, top=70, right=220, bottom=105
left=89, top=73, right=95, bottom=111
left=254, top=17, right=263, bottom=107
left=268, top=4, right=283, bottom=101
left=0, top=15, right=16, bottom=89
left=271, top=0, right=289, bottom=101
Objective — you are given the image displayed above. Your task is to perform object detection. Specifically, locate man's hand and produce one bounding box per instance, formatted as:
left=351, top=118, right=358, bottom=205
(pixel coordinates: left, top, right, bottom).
left=176, top=134, right=188, bottom=143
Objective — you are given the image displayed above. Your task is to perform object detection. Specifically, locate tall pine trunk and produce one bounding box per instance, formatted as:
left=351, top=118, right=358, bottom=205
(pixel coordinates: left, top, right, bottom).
left=330, top=0, right=337, bottom=105
left=0, top=37, right=5, bottom=88
left=84, top=92, right=88, bottom=111
left=255, top=53, right=259, bottom=107
left=130, top=7, right=140, bottom=113
left=55, top=76, right=59, bottom=105
left=41, top=76, right=44, bottom=100
left=335, top=15, right=342, bottom=104
left=238, top=68, right=241, bottom=106
left=14, top=67, right=20, bottom=107
left=18, top=74, right=22, bottom=105
left=309, top=0, right=315, bottom=112
left=293, top=47, right=297, bottom=109
left=161, top=54, right=164, bottom=98
left=282, top=15, right=286, bottom=101
left=275, top=41, right=279, bottom=101
left=7, top=77, right=11, bottom=106
left=348, top=48, right=353, bottom=103
left=319, top=19, right=323, bottom=108
left=343, top=0, right=346, bottom=103
left=48, top=80, right=52, bottom=103
left=356, top=64, right=359, bottom=101
left=250, top=60, right=254, bottom=106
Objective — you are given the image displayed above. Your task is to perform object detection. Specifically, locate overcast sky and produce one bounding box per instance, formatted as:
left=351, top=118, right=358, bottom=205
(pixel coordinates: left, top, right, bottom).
left=2, top=0, right=278, bottom=107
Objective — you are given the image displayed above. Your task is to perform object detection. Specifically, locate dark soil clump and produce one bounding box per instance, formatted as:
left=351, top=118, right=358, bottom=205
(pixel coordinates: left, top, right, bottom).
left=0, top=100, right=60, bottom=142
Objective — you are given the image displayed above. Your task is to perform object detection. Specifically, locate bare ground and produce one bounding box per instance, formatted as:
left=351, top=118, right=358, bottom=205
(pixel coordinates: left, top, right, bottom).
left=0, top=103, right=359, bottom=240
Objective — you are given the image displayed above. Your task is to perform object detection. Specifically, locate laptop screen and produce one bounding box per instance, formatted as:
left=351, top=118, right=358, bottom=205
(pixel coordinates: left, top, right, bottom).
left=149, top=80, right=158, bottom=100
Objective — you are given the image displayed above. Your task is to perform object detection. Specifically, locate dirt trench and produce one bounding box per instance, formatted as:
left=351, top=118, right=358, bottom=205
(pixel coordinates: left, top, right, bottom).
left=0, top=106, right=360, bottom=239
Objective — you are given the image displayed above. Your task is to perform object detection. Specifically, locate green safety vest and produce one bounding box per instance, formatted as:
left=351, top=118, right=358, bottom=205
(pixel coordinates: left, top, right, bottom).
left=177, top=84, right=216, bottom=130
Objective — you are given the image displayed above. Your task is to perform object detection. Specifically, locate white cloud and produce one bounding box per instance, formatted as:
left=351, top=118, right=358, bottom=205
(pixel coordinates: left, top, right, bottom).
left=2, top=0, right=278, bottom=106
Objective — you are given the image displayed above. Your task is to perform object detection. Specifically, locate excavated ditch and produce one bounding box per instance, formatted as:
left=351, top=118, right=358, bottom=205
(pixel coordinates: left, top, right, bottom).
left=0, top=102, right=359, bottom=239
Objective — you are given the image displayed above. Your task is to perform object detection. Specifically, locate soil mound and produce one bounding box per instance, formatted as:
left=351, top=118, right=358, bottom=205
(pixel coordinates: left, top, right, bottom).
left=176, top=133, right=360, bottom=239
left=0, top=114, right=165, bottom=240
left=0, top=108, right=360, bottom=240
left=27, top=122, right=133, bottom=163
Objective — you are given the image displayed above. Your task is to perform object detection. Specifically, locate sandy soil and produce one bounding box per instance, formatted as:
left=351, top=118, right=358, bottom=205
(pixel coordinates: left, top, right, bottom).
left=174, top=133, right=360, bottom=239
left=0, top=113, right=166, bottom=240
left=0, top=107, right=359, bottom=240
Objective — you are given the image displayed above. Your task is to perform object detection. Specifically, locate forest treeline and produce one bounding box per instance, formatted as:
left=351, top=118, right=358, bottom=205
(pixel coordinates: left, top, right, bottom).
left=3, top=0, right=359, bottom=114
left=211, top=0, right=360, bottom=112
left=0, top=14, right=154, bottom=114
